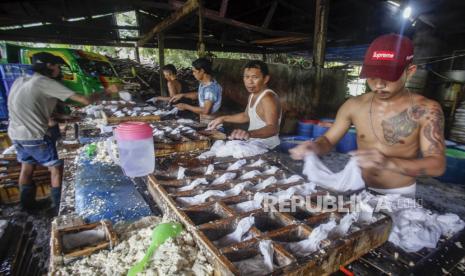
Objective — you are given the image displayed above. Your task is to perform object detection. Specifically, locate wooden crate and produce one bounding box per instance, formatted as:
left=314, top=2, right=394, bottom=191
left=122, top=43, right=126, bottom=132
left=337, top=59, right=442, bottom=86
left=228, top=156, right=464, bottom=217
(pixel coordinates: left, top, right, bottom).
left=50, top=220, right=118, bottom=265
left=0, top=154, right=51, bottom=204
left=0, top=132, right=12, bottom=151
left=0, top=182, right=51, bottom=204
left=147, top=155, right=392, bottom=275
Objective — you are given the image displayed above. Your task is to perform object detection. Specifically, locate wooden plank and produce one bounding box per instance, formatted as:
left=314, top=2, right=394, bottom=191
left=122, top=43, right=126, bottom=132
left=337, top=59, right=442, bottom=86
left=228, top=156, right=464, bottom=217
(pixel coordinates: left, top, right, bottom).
left=219, top=0, right=229, bottom=17
left=262, top=0, right=279, bottom=28
left=137, top=0, right=200, bottom=47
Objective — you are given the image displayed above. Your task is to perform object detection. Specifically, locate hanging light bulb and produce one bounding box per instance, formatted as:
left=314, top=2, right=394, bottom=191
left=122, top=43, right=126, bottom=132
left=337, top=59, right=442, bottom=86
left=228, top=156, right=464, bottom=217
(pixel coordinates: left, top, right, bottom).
left=402, top=6, right=412, bottom=19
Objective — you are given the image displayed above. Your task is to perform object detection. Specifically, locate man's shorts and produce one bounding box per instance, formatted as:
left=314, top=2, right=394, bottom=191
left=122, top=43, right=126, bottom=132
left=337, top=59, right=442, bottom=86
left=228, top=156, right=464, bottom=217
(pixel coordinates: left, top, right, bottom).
left=13, top=135, right=63, bottom=167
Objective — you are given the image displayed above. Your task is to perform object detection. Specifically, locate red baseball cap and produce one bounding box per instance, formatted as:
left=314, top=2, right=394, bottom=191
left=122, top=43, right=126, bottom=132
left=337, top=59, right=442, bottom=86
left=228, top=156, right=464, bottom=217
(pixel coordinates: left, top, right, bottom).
left=359, top=34, right=414, bottom=82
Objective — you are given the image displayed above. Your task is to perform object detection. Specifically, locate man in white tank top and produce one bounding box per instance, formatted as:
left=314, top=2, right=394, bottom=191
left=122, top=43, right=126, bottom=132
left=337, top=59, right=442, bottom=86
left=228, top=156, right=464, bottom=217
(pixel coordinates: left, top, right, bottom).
left=208, top=60, right=281, bottom=149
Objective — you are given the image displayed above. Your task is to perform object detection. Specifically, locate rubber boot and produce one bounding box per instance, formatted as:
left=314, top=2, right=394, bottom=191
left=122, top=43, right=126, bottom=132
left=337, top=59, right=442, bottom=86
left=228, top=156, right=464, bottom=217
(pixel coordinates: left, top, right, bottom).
left=19, top=184, right=37, bottom=211
left=49, top=187, right=62, bottom=216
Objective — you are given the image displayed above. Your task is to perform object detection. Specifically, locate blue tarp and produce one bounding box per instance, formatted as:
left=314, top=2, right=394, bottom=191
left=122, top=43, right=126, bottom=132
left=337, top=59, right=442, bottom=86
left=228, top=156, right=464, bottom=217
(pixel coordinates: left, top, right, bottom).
left=291, top=44, right=369, bottom=63
left=74, top=153, right=152, bottom=223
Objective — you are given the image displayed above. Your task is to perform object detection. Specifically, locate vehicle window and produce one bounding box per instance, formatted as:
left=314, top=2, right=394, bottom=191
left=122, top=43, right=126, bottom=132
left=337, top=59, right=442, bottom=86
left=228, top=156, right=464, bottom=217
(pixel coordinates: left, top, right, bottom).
left=77, top=58, right=116, bottom=77
left=60, top=62, right=73, bottom=75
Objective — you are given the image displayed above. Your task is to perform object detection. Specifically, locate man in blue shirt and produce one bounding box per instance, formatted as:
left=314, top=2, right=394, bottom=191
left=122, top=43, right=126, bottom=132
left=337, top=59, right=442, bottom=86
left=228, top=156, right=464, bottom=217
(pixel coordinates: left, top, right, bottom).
left=169, top=58, right=222, bottom=115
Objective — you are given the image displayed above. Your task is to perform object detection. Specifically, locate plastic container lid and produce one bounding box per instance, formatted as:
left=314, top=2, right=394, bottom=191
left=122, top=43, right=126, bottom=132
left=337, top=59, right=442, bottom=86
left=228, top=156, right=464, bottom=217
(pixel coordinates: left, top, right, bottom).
left=299, top=119, right=319, bottom=124
left=115, top=122, right=153, bottom=141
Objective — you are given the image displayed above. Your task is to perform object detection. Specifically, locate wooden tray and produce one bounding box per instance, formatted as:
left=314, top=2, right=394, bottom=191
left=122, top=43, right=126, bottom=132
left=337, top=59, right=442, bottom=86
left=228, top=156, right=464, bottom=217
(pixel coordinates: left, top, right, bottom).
left=147, top=155, right=392, bottom=275
left=152, top=120, right=213, bottom=156
left=101, top=110, right=161, bottom=125
left=50, top=220, right=118, bottom=265
left=156, top=139, right=210, bottom=156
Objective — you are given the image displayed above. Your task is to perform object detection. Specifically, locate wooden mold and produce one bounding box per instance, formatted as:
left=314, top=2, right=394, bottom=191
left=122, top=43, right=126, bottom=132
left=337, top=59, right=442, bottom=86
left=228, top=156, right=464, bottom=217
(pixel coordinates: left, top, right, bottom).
left=50, top=220, right=118, bottom=265
left=147, top=155, right=392, bottom=275
left=152, top=120, right=212, bottom=156
left=101, top=110, right=161, bottom=125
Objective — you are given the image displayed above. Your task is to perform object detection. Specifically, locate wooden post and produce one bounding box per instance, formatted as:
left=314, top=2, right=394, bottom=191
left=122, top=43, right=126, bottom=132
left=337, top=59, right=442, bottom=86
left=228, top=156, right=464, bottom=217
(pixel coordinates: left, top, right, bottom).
left=158, top=33, right=167, bottom=96
left=312, top=0, right=329, bottom=112
left=198, top=0, right=205, bottom=57
left=135, top=10, right=141, bottom=64
left=134, top=46, right=141, bottom=63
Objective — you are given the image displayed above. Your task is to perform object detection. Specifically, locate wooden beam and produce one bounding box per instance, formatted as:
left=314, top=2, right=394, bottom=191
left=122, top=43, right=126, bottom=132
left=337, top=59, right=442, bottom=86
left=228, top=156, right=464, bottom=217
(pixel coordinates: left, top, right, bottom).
left=137, top=0, right=199, bottom=47
left=198, top=2, right=205, bottom=57
left=219, top=0, right=229, bottom=17
left=252, top=36, right=310, bottom=45
left=169, top=0, right=306, bottom=37
left=158, top=33, right=166, bottom=96
left=262, top=0, right=278, bottom=28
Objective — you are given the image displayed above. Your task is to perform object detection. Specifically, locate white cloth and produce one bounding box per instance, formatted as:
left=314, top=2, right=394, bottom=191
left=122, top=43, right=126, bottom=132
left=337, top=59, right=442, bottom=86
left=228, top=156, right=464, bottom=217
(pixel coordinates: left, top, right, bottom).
left=303, top=153, right=365, bottom=192
left=247, top=89, right=281, bottom=149
left=263, top=166, right=279, bottom=175
left=280, top=175, right=304, bottom=184
left=212, top=172, right=237, bottom=185
left=359, top=191, right=465, bottom=252
left=205, top=164, right=215, bottom=175
left=233, top=240, right=275, bottom=275
left=240, top=170, right=262, bottom=180
left=232, top=193, right=267, bottom=213
left=177, top=167, right=186, bottom=180
left=178, top=178, right=208, bottom=192
left=177, top=182, right=250, bottom=206
left=118, top=91, right=132, bottom=101
left=2, top=145, right=16, bottom=155
left=250, top=159, right=266, bottom=167
left=253, top=176, right=278, bottom=191
left=227, top=159, right=247, bottom=171
left=214, top=216, right=255, bottom=247
left=286, top=219, right=337, bottom=257
left=198, top=140, right=268, bottom=159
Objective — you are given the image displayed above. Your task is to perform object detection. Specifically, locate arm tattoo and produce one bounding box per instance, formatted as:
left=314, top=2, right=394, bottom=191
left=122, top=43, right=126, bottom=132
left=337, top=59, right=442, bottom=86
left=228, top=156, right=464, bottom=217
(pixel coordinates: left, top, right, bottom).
left=381, top=105, right=426, bottom=144
left=423, top=106, right=445, bottom=155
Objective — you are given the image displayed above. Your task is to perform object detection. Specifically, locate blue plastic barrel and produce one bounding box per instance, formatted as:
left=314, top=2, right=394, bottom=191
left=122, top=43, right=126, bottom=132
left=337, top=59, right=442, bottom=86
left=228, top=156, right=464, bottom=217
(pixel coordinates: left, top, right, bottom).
left=0, top=64, right=33, bottom=97
left=279, top=135, right=311, bottom=153
left=436, top=148, right=465, bottom=185
left=0, top=85, right=7, bottom=119
left=297, top=120, right=318, bottom=138
left=336, top=128, right=358, bottom=153
left=313, top=119, right=334, bottom=138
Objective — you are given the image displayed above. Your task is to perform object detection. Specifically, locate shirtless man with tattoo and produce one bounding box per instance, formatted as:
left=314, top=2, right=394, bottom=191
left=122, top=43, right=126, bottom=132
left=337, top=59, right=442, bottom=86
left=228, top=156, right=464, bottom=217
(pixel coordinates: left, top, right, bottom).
left=290, top=34, right=446, bottom=197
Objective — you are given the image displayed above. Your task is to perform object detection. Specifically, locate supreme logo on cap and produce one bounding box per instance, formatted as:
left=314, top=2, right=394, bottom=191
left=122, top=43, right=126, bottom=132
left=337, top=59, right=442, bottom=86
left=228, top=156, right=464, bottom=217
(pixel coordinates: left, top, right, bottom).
left=372, top=51, right=396, bottom=61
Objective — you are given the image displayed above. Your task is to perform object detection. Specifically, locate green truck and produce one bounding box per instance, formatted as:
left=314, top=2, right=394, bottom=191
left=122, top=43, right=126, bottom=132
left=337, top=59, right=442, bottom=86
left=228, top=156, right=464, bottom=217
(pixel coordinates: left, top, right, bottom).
left=0, top=43, right=122, bottom=96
